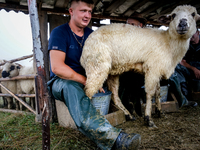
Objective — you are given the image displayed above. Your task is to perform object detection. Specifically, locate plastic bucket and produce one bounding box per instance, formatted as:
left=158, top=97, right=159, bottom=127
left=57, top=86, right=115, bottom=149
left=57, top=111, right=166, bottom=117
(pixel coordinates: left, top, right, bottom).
left=91, top=88, right=112, bottom=116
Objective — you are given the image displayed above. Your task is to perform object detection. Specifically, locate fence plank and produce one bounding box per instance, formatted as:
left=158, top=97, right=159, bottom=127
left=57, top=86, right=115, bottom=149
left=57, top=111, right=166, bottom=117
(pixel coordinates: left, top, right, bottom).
left=0, top=54, right=33, bottom=66
left=0, top=82, right=36, bottom=114
left=0, top=93, right=35, bottom=97
left=0, top=75, right=35, bottom=81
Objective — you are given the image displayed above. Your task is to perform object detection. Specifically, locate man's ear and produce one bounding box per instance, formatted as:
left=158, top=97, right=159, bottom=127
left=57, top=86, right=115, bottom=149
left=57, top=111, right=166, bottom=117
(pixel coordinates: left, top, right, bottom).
left=158, top=15, right=171, bottom=25
left=69, top=7, right=73, bottom=16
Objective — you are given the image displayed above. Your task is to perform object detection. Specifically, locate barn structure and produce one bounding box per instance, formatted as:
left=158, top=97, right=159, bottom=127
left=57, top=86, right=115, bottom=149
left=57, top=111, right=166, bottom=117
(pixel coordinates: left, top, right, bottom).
left=0, top=0, right=200, bottom=149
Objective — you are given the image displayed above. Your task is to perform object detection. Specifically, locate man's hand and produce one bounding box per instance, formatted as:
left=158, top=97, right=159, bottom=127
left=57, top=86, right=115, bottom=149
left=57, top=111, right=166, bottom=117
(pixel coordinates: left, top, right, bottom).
left=180, top=59, right=187, bottom=66
left=99, top=88, right=105, bottom=93
left=192, top=67, right=200, bottom=79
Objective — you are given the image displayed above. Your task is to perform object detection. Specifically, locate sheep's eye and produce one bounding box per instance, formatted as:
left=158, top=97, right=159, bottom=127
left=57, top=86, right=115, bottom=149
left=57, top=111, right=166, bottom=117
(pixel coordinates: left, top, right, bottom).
left=191, top=12, right=195, bottom=17
left=10, top=65, right=15, bottom=71
left=172, top=13, right=176, bottom=19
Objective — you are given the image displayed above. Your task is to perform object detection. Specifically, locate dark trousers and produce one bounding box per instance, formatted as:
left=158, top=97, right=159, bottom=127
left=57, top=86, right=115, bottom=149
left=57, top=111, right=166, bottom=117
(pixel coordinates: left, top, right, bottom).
left=169, top=62, right=200, bottom=107
left=47, top=76, right=121, bottom=150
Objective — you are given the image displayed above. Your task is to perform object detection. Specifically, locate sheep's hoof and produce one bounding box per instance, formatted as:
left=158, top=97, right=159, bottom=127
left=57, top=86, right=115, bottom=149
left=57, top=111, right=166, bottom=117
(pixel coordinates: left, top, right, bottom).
left=125, top=115, right=136, bottom=121
left=144, top=116, right=158, bottom=128
left=155, top=108, right=162, bottom=117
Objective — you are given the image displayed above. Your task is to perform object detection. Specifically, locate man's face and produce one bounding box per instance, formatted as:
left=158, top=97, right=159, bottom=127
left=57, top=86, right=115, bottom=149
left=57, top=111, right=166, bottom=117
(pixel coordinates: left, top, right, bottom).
left=190, top=30, right=200, bottom=45
left=127, top=18, right=143, bottom=27
left=70, top=1, right=93, bottom=28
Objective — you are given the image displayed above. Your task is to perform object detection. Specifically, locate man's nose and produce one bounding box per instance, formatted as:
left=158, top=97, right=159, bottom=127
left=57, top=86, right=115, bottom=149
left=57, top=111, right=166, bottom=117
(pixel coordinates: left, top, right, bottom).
left=85, top=11, right=91, bottom=18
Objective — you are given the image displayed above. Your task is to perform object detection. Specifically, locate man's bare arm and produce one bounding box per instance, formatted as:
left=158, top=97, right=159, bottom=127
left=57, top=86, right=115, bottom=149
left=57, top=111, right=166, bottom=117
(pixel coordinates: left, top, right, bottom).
left=180, top=59, right=200, bottom=79
left=50, top=50, right=86, bottom=85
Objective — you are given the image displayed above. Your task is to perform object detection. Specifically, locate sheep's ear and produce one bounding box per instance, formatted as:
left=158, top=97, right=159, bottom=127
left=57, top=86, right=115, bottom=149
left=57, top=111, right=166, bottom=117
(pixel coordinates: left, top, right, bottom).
left=158, top=15, right=171, bottom=24
left=17, top=66, right=20, bottom=69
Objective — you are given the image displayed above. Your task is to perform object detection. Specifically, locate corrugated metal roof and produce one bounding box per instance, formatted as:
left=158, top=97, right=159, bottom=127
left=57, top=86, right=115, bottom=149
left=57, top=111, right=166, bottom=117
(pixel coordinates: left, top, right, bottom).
left=0, top=0, right=200, bottom=26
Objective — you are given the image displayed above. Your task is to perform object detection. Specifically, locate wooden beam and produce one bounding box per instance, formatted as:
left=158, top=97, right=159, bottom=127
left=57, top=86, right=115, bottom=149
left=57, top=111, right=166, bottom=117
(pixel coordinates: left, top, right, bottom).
left=0, top=75, right=35, bottom=81
left=0, top=54, right=33, bottom=66
left=104, top=0, right=125, bottom=14
left=0, top=93, right=35, bottom=97
left=0, top=108, right=33, bottom=114
left=0, top=82, right=36, bottom=114
left=27, top=0, right=50, bottom=149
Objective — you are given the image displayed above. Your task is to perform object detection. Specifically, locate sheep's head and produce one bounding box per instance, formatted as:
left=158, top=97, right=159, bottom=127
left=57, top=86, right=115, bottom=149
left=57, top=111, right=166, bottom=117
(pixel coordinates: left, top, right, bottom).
left=159, top=5, right=200, bottom=39
left=2, top=62, right=21, bottom=78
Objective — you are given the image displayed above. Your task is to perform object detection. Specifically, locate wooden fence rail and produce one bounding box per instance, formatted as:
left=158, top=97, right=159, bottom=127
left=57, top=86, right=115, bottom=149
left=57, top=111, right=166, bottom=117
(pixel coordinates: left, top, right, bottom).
left=0, top=54, right=33, bottom=66
left=0, top=94, right=35, bottom=97
left=0, top=75, right=35, bottom=81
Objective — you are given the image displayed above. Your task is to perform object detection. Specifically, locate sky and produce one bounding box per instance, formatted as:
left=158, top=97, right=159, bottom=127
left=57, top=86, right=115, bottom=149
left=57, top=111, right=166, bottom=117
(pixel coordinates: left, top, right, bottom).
left=0, top=9, right=33, bottom=66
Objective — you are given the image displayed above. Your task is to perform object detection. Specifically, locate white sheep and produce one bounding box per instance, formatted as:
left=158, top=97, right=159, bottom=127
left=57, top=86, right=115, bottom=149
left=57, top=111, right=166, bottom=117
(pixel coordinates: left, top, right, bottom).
left=0, top=59, right=8, bottom=108
left=80, top=5, right=200, bottom=127
left=1, top=62, right=36, bottom=110
left=1, top=62, right=21, bottom=109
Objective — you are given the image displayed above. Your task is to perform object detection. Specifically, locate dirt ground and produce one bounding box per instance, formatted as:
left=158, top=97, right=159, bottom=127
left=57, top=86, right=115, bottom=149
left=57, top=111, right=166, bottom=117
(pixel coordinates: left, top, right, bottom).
left=1, top=100, right=200, bottom=150
left=115, top=105, right=200, bottom=150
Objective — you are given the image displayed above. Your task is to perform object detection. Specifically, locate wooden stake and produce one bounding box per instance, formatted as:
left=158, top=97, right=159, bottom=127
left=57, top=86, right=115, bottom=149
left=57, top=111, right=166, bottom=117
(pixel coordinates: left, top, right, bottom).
left=0, top=82, right=36, bottom=114
left=0, top=54, right=33, bottom=66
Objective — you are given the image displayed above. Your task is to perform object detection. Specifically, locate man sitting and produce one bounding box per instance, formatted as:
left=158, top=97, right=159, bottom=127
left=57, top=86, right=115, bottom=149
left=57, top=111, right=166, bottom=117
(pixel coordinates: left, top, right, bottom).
left=169, top=29, right=199, bottom=107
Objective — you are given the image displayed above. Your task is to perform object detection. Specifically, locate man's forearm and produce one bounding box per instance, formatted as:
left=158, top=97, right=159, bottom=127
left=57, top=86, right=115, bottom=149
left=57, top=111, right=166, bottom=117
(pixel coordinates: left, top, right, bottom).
left=52, top=65, right=86, bottom=85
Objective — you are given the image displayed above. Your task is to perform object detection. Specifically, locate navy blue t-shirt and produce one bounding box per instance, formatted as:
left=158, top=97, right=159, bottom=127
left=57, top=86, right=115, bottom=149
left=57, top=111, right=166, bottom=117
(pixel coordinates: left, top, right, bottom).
left=48, top=23, right=93, bottom=79
left=184, top=35, right=200, bottom=63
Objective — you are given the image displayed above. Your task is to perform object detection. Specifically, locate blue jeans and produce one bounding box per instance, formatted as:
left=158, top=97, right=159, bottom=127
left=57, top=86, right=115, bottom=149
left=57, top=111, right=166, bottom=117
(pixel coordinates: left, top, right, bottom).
left=47, top=76, right=121, bottom=150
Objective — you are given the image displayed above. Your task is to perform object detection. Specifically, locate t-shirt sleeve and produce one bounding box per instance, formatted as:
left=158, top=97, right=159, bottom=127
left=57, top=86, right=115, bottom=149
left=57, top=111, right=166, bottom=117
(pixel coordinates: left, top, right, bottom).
left=48, top=27, right=67, bottom=53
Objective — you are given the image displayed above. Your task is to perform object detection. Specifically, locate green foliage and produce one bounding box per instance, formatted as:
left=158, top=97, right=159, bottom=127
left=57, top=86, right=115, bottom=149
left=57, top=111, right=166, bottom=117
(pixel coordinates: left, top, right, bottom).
left=0, top=112, right=96, bottom=150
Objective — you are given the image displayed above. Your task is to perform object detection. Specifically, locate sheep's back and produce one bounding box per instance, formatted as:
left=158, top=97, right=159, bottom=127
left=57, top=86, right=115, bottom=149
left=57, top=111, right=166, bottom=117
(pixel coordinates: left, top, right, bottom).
left=81, top=23, right=171, bottom=75
left=19, top=66, right=35, bottom=94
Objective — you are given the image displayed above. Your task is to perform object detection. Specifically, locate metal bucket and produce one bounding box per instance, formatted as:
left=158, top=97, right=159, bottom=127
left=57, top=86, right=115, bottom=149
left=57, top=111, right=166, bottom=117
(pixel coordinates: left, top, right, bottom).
left=141, top=85, right=169, bottom=103
left=91, top=88, right=112, bottom=116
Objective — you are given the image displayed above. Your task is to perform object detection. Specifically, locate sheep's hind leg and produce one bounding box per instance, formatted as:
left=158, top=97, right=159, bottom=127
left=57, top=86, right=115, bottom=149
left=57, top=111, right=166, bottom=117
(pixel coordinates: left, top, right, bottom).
left=107, top=75, right=135, bottom=121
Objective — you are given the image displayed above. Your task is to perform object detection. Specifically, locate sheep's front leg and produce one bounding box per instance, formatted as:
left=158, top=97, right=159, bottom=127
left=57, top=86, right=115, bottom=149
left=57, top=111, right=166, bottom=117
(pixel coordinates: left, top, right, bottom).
left=155, top=83, right=162, bottom=117
left=3, top=97, right=8, bottom=108
left=144, top=73, right=160, bottom=128
left=107, top=75, right=134, bottom=120
left=7, top=97, right=13, bottom=109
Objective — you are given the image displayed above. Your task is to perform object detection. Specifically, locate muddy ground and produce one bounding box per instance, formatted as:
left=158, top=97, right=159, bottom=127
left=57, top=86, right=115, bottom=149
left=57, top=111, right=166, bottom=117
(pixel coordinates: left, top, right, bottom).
left=115, top=105, right=200, bottom=150
left=55, top=102, right=200, bottom=150
left=0, top=100, right=200, bottom=149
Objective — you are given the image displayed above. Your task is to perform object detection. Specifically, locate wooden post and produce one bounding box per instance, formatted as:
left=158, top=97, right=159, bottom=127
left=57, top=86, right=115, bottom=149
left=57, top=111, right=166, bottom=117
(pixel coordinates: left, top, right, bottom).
left=27, top=0, right=50, bottom=149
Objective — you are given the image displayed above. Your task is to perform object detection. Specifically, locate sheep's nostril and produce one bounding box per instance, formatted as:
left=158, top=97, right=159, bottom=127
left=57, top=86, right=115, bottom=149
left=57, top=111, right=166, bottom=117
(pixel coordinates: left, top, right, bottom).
left=2, top=71, right=10, bottom=78
left=178, top=19, right=187, bottom=28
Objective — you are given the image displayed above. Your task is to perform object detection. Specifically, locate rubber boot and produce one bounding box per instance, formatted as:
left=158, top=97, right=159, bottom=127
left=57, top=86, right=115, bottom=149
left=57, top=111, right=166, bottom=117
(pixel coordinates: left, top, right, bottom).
left=112, top=132, right=141, bottom=150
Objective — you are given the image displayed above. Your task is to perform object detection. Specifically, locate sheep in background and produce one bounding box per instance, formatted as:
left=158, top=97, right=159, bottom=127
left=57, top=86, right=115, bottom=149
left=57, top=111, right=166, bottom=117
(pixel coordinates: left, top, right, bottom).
left=1, top=62, right=20, bottom=109
left=0, top=59, right=8, bottom=108
left=80, top=5, right=200, bottom=127
left=1, top=62, right=36, bottom=110
left=18, top=64, right=35, bottom=109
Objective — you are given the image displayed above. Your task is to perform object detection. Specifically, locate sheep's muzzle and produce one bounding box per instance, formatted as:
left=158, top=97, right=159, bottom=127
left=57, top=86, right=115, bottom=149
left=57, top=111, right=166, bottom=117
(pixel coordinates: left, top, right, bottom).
left=2, top=71, right=10, bottom=78
left=177, top=19, right=189, bottom=35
